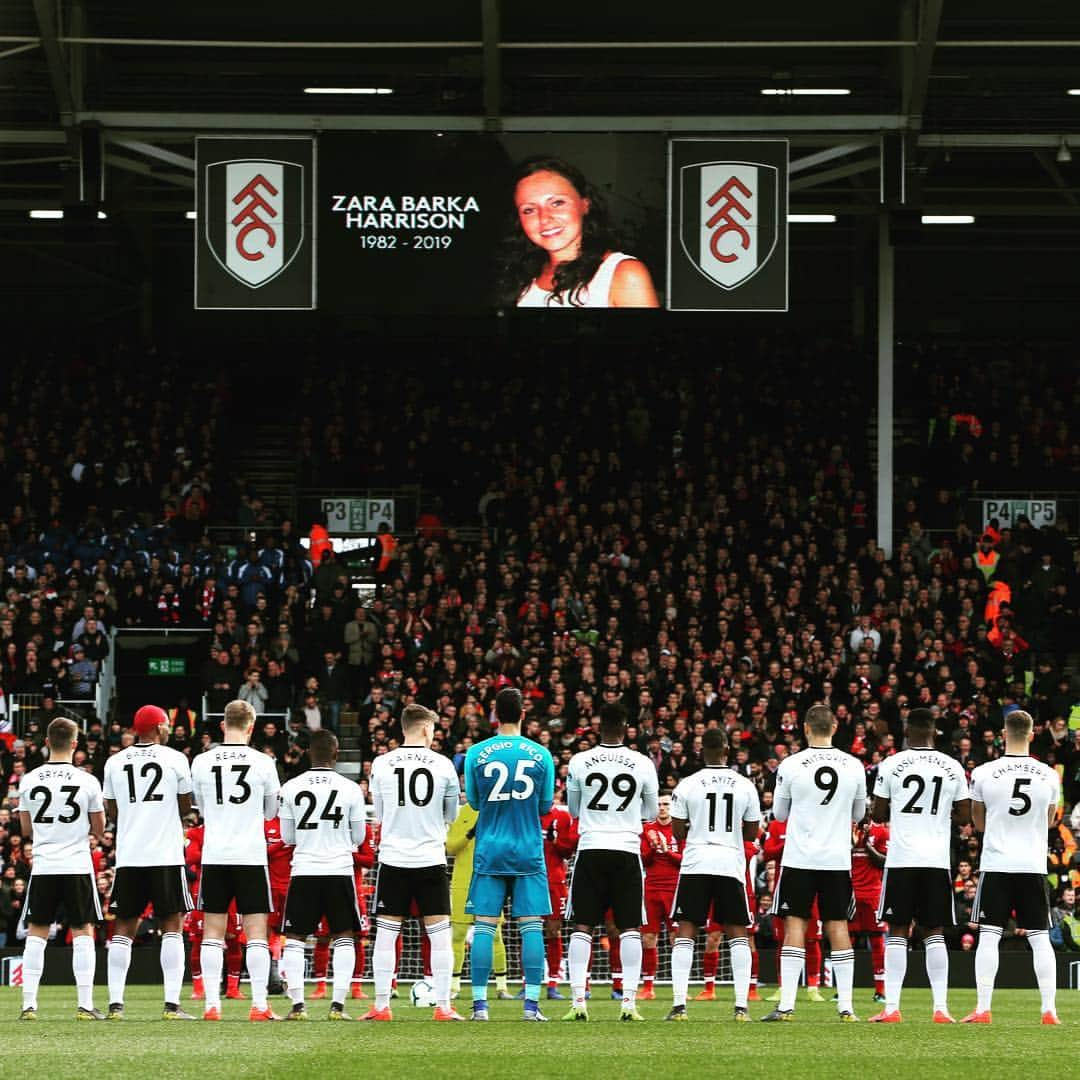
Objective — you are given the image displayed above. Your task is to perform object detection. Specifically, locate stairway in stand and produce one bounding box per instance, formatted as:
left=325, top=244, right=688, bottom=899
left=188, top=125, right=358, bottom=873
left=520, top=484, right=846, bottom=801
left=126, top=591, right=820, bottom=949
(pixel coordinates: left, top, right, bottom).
left=231, top=395, right=299, bottom=528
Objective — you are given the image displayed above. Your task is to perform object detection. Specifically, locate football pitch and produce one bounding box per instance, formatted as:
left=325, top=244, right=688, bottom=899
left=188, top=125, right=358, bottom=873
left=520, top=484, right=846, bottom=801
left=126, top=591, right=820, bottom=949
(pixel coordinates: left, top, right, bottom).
left=1, top=985, right=1073, bottom=1080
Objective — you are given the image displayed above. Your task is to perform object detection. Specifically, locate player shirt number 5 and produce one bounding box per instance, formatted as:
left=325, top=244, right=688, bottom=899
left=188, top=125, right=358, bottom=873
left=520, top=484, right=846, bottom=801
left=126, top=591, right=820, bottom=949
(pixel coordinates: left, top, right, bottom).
left=970, top=756, right=1060, bottom=875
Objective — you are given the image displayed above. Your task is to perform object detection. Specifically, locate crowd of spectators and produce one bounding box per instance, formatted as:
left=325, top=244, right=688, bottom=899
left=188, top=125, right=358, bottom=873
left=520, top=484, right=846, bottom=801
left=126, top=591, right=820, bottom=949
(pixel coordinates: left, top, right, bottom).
left=1, top=339, right=1078, bottom=952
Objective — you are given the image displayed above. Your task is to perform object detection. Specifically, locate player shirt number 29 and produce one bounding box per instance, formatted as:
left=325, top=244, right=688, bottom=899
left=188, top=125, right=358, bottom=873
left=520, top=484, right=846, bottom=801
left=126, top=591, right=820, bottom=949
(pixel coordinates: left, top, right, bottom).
left=567, top=745, right=660, bottom=855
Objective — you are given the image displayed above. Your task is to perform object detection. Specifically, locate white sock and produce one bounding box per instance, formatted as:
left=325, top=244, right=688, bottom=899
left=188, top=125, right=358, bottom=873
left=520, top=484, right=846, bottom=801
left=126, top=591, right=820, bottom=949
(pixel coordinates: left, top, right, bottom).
left=832, top=949, right=855, bottom=1015
left=331, top=936, right=356, bottom=1008
left=373, top=919, right=400, bottom=1010
left=247, top=939, right=271, bottom=1010
left=1027, top=930, right=1057, bottom=1016
left=108, top=935, right=132, bottom=1007
left=568, top=932, right=592, bottom=1007
left=281, top=940, right=307, bottom=1006
left=975, top=926, right=1001, bottom=1013
left=924, top=934, right=949, bottom=1013
left=671, top=937, right=694, bottom=1008
left=619, top=931, right=642, bottom=1009
left=779, top=946, right=804, bottom=1012
left=884, top=935, right=908, bottom=1012
left=72, top=935, right=96, bottom=1011
left=200, top=939, right=225, bottom=1011
left=21, top=935, right=46, bottom=1011
left=160, top=932, right=185, bottom=1007
left=730, top=937, right=752, bottom=1009
left=426, top=920, right=453, bottom=1010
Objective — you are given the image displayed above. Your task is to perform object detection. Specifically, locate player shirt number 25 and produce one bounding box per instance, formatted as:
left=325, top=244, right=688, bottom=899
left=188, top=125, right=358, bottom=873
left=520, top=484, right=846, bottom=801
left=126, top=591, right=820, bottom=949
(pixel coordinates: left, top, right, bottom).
left=190, top=745, right=280, bottom=866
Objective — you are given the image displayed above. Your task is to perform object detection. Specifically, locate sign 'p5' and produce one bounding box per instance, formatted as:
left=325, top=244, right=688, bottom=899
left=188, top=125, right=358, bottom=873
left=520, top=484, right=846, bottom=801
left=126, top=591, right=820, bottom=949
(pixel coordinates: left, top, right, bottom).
left=667, top=138, right=788, bottom=311
left=195, top=136, right=316, bottom=309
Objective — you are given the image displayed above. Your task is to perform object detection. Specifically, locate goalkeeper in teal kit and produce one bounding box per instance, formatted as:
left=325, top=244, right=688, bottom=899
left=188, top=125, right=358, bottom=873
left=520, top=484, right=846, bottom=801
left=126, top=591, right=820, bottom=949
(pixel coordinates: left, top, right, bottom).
left=464, top=687, right=555, bottom=1021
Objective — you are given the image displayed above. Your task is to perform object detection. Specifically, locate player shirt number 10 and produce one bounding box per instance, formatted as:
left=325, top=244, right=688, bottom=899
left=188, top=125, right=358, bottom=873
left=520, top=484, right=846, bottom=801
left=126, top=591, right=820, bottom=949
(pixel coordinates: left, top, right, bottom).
left=484, top=759, right=537, bottom=801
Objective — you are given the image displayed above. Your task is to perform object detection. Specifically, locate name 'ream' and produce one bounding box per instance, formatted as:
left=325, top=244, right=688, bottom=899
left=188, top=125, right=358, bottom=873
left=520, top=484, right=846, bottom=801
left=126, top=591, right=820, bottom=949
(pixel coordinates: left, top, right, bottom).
left=331, top=195, right=480, bottom=213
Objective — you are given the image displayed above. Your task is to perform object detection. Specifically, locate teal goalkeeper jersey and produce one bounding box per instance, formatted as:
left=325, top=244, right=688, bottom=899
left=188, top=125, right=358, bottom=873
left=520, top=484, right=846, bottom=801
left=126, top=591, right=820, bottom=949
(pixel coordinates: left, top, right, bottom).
left=464, top=734, right=555, bottom=876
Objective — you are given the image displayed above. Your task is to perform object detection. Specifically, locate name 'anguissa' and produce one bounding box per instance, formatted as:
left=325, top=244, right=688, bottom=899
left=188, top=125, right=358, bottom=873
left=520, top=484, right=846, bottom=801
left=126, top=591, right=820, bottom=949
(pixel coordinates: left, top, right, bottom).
left=330, top=194, right=481, bottom=230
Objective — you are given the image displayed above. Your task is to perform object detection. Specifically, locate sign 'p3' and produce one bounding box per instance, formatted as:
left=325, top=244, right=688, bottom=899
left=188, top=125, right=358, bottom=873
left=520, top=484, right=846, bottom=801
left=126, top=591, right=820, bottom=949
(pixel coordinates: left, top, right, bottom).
left=667, top=139, right=788, bottom=311
left=195, top=137, right=316, bottom=309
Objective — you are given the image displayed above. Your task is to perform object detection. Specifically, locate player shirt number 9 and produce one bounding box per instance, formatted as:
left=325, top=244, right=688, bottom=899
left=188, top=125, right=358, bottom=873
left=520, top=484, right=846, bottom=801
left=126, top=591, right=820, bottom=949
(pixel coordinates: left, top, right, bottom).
left=566, top=745, right=660, bottom=855
left=190, top=745, right=280, bottom=866
left=671, top=766, right=760, bottom=880
left=970, top=756, right=1060, bottom=875
left=773, top=747, right=866, bottom=871
left=103, top=743, right=193, bottom=868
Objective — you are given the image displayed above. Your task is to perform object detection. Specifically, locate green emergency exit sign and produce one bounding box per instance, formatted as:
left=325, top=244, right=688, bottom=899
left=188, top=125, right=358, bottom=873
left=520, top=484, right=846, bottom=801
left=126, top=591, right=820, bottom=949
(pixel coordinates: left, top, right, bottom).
left=148, top=658, right=186, bottom=675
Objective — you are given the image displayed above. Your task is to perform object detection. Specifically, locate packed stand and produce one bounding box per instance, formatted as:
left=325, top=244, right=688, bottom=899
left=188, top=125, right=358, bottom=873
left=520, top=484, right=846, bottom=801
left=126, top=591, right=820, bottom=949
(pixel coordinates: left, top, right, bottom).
left=1, top=340, right=1078, bottom=954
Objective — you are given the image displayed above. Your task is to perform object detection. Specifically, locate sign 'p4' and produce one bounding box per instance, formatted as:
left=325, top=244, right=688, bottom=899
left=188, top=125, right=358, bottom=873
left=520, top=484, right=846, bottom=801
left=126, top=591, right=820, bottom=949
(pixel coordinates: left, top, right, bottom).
left=195, top=137, right=316, bottom=309
left=667, top=139, right=788, bottom=312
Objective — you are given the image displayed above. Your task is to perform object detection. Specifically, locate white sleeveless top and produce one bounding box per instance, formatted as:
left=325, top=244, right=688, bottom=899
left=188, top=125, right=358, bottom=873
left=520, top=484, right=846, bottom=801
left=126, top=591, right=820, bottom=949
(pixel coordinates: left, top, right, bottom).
left=516, top=252, right=634, bottom=308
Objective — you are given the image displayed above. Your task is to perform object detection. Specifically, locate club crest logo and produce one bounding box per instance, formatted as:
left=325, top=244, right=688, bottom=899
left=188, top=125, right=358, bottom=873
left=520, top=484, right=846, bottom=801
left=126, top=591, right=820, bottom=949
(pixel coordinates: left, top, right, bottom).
left=204, top=159, right=305, bottom=289
left=679, top=161, right=779, bottom=290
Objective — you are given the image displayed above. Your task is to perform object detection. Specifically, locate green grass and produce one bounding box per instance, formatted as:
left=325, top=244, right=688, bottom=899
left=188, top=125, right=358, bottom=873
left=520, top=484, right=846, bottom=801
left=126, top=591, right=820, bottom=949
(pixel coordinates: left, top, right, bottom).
left=1, top=984, right=1074, bottom=1080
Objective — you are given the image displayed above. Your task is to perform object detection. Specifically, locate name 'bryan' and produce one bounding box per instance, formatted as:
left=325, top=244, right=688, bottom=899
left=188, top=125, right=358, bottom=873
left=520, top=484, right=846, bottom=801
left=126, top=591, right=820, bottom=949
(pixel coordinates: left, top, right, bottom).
left=331, top=193, right=480, bottom=230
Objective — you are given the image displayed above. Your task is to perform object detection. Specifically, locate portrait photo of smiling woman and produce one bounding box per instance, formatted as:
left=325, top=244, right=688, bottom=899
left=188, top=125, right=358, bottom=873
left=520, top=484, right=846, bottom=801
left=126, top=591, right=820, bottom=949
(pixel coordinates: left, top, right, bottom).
left=497, top=156, right=660, bottom=309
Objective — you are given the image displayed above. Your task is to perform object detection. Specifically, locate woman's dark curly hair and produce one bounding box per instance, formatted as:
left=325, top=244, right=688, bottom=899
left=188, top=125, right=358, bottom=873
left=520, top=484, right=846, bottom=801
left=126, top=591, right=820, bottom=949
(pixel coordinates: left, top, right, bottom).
left=495, top=156, right=615, bottom=307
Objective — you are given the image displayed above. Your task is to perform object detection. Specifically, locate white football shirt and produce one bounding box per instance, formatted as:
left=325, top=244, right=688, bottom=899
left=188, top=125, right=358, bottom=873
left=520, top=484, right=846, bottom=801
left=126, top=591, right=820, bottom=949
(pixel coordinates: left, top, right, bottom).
left=873, top=748, right=968, bottom=869
left=566, top=744, right=660, bottom=855
left=671, top=766, right=761, bottom=880
left=190, top=744, right=280, bottom=866
left=773, top=746, right=867, bottom=871
left=19, top=763, right=103, bottom=875
left=103, top=743, right=192, bottom=868
left=369, top=746, right=460, bottom=868
left=971, top=755, right=1060, bottom=875
left=279, top=768, right=366, bottom=876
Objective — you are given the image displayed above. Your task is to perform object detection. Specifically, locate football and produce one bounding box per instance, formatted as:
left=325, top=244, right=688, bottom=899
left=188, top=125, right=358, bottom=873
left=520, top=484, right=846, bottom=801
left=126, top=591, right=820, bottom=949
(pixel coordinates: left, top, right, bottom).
left=409, top=979, right=438, bottom=1007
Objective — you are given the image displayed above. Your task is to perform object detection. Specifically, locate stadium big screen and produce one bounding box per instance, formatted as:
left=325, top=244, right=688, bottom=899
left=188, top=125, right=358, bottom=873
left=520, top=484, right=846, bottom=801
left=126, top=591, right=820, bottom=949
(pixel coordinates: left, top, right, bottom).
left=196, top=133, right=788, bottom=312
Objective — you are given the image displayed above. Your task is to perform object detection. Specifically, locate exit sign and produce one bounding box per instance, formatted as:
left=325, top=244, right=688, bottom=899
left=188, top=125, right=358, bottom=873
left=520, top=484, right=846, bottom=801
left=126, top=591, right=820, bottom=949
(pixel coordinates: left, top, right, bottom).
left=148, top=658, right=186, bottom=675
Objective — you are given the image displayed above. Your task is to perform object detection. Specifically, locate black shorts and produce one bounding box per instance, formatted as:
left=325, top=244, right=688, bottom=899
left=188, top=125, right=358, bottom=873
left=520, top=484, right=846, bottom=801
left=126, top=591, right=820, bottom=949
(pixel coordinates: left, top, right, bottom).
left=973, top=871, right=1050, bottom=931
left=199, top=864, right=273, bottom=916
left=110, top=865, right=193, bottom=920
left=878, top=867, right=956, bottom=928
left=283, top=875, right=363, bottom=937
left=672, top=874, right=752, bottom=929
left=25, top=873, right=102, bottom=928
left=772, top=867, right=855, bottom=923
left=373, top=864, right=450, bottom=918
left=567, top=850, right=644, bottom=931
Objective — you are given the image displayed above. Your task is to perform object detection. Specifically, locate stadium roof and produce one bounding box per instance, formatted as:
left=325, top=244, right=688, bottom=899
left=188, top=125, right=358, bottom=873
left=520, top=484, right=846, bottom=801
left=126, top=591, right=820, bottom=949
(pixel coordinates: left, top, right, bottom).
left=2, top=1, right=1080, bottom=217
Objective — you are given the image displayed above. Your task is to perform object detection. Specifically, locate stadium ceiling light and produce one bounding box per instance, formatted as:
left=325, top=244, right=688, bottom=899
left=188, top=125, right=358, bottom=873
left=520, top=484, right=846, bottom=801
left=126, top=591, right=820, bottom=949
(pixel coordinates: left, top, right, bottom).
left=27, top=209, right=107, bottom=220
left=789, top=213, right=837, bottom=223
left=1067, top=89, right=1080, bottom=95
left=303, top=86, right=393, bottom=95
left=186, top=210, right=197, bottom=219
left=761, top=88, right=851, bottom=96
left=921, top=214, right=975, bottom=224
